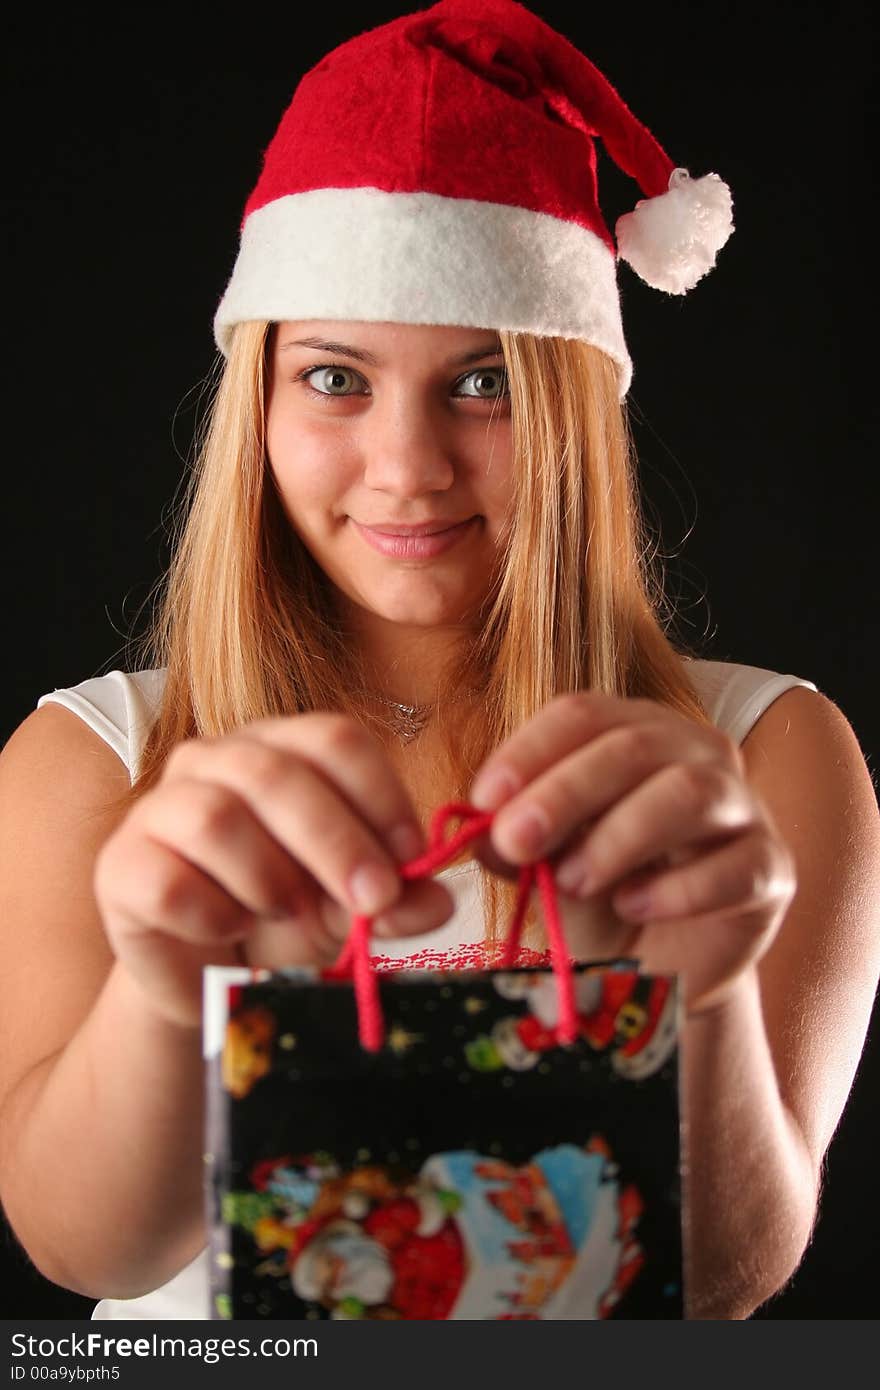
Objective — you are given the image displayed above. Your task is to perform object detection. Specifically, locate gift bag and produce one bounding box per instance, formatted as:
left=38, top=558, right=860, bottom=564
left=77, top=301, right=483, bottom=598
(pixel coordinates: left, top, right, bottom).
left=203, top=804, right=684, bottom=1321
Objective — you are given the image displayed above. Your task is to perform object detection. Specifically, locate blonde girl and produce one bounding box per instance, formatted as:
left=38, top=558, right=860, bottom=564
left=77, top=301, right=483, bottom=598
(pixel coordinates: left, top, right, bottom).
left=1, top=0, right=877, bottom=1322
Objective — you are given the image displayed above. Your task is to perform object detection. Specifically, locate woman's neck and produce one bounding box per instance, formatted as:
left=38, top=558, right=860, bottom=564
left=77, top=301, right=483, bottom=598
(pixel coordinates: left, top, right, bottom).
left=344, top=610, right=473, bottom=708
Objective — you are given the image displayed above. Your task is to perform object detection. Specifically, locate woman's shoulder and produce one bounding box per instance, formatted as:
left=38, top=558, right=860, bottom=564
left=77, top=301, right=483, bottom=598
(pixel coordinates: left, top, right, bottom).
left=27, top=657, right=822, bottom=779
left=36, top=668, right=168, bottom=783
left=680, top=655, right=819, bottom=747
left=37, top=668, right=167, bottom=712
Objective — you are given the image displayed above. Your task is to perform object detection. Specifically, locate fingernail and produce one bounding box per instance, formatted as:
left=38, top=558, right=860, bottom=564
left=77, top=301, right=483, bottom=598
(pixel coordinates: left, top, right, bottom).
left=348, top=862, right=399, bottom=915
left=470, top=766, right=520, bottom=811
left=500, top=804, right=550, bottom=856
left=556, top=855, right=598, bottom=897
left=615, top=889, right=652, bottom=920
left=389, top=822, right=425, bottom=863
left=555, top=858, right=584, bottom=893
left=374, top=886, right=455, bottom=938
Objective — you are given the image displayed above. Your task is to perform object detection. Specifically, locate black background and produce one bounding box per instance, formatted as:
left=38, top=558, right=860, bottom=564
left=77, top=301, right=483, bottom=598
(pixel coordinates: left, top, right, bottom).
left=1, top=1, right=877, bottom=1319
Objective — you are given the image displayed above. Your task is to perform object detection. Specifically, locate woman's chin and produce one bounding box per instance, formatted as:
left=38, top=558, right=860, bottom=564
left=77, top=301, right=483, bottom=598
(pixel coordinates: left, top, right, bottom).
left=367, top=602, right=467, bottom=629
left=344, top=584, right=474, bottom=629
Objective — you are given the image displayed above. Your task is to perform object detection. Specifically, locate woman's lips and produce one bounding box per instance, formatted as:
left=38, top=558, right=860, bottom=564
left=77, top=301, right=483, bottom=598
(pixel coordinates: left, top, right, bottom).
left=352, top=518, right=477, bottom=559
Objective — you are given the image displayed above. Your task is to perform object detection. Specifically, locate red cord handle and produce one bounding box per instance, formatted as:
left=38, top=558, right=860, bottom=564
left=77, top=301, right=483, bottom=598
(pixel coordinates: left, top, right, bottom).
left=324, top=801, right=577, bottom=1052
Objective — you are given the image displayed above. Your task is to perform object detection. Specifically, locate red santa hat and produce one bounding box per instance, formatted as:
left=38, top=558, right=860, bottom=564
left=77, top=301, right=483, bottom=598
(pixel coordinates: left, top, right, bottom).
left=214, top=0, right=734, bottom=398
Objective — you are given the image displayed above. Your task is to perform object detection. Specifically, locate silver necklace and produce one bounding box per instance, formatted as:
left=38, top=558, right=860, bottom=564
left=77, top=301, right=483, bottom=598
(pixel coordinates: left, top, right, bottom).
left=367, top=688, right=482, bottom=745
left=371, top=696, right=434, bottom=744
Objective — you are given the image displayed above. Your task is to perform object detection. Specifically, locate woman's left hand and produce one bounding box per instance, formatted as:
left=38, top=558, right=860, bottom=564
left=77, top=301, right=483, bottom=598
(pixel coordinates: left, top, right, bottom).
left=468, top=691, right=797, bottom=1013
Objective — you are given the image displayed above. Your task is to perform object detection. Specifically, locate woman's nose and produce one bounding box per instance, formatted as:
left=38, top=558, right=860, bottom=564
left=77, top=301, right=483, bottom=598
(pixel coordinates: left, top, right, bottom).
left=360, top=393, right=455, bottom=496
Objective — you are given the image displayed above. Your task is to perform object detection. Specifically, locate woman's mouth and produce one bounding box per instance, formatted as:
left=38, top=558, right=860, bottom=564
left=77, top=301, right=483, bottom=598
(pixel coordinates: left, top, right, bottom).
left=351, top=518, right=477, bottom=559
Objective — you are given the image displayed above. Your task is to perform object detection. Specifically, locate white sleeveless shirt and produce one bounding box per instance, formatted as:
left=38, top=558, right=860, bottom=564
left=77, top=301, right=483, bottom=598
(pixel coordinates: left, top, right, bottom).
left=37, top=656, right=818, bottom=1319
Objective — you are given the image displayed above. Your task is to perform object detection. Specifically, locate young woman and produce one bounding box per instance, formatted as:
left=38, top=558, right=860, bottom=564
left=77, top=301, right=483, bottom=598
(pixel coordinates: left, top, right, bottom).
left=1, top=0, right=877, bottom=1321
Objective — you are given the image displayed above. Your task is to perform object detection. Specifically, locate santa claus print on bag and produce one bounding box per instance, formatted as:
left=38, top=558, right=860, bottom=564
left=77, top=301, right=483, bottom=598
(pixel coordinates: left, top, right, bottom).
left=204, top=961, right=683, bottom=1320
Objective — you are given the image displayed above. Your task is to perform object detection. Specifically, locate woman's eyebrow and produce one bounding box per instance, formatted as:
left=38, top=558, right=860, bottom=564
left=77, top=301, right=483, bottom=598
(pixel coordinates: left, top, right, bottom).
left=277, top=336, right=503, bottom=367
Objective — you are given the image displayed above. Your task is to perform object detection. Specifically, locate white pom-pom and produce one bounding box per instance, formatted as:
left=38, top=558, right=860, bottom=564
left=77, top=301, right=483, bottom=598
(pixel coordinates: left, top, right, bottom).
left=616, top=167, right=734, bottom=295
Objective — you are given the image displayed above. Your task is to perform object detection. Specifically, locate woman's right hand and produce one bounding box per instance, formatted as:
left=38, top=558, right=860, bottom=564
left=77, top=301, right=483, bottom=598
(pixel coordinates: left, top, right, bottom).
left=94, top=714, right=454, bottom=1028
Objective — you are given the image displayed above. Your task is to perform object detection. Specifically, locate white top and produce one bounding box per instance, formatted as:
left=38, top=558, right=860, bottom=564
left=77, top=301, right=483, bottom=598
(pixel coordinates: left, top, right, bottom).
left=36, top=657, right=818, bottom=1320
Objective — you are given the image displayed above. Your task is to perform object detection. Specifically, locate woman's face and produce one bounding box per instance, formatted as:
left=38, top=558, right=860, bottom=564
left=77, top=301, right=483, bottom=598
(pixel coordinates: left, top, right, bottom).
left=265, top=321, right=514, bottom=639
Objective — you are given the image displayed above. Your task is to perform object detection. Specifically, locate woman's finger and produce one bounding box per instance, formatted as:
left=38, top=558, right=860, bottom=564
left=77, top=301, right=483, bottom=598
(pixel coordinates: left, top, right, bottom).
left=237, top=713, right=427, bottom=861
left=485, top=720, right=720, bottom=866
left=243, top=902, right=346, bottom=970
left=97, top=831, right=257, bottom=947
left=371, top=877, right=457, bottom=938
left=611, top=825, right=796, bottom=924
left=162, top=725, right=422, bottom=919
left=555, top=761, right=757, bottom=899
left=137, top=779, right=313, bottom=920
left=469, top=690, right=736, bottom=812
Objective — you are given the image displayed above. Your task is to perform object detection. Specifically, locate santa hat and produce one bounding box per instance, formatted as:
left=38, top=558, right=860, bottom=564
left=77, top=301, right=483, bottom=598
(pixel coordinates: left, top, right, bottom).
left=214, top=0, right=734, bottom=398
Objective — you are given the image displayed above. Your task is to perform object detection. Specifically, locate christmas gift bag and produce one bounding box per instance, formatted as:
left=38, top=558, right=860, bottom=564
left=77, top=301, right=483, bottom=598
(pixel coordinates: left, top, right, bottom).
left=203, top=803, right=684, bottom=1321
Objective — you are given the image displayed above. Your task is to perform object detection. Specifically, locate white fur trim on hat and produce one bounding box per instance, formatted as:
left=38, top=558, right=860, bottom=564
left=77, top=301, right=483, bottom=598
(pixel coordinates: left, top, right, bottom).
left=214, top=188, right=634, bottom=398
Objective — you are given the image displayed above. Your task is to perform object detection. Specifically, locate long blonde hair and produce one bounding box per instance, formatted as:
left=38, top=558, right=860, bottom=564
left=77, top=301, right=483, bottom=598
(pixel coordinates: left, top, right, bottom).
left=125, top=320, right=714, bottom=946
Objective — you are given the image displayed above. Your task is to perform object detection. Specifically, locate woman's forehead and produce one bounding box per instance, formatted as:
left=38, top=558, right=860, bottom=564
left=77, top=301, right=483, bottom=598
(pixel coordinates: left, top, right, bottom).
left=272, top=320, right=503, bottom=361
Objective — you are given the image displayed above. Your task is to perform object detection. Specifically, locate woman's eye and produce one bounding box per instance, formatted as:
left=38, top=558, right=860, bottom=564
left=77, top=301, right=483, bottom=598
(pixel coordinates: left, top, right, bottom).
left=455, top=367, right=509, bottom=399
left=302, top=366, right=367, bottom=396
left=297, top=364, right=507, bottom=400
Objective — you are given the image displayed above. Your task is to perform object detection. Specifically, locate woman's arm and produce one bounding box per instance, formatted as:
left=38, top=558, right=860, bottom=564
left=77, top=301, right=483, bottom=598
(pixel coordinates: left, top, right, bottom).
left=1, top=964, right=207, bottom=1299
left=682, top=972, right=817, bottom=1317
left=0, top=707, right=206, bottom=1298
left=469, top=683, right=880, bottom=1319
left=683, top=687, right=880, bottom=1317
left=0, top=701, right=443, bottom=1301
